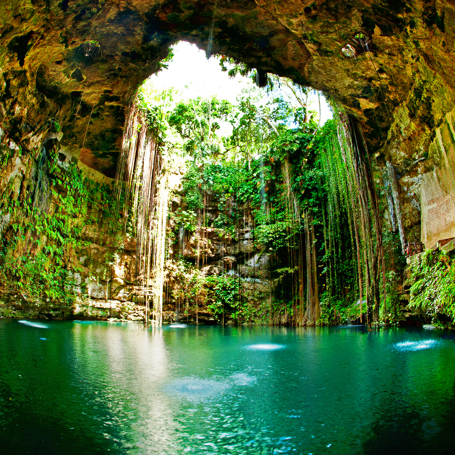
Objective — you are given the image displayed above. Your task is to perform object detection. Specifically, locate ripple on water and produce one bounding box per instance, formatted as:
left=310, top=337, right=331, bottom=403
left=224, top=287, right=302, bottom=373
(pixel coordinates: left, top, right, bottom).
left=18, top=320, right=48, bottom=329
left=165, top=377, right=230, bottom=400
left=244, top=344, right=285, bottom=351
left=394, top=339, right=439, bottom=352
left=230, top=373, right=257, bottom=386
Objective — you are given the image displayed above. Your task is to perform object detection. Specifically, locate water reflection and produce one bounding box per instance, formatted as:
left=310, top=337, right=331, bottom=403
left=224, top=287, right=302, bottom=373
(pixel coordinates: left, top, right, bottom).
left=230, top=372, right=257, bottom=386
left=18, top=319, right=49, bottom=328
left=165, top=377, right=230, bottom=400
left=2, top=322, right=455, bottom=454
left=169, top=324, right=188, bottom=328
left=71, top=322, right=177, bottom=451
left=244, top=343, right=286, bottom=351
left=394, top=339, right=440, bottom=351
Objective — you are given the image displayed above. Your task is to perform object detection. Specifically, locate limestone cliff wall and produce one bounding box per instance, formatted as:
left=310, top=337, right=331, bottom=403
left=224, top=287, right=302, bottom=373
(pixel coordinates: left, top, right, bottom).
left=163, top=193, right=275, bottom=324
left=0, top=132, right=144, bottom=320
left=421, top=108, right=455, bottom=248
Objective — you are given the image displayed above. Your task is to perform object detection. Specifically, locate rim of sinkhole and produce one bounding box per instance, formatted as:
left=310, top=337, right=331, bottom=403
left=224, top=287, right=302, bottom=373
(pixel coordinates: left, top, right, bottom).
left=143, top=40, right=332, bottom=129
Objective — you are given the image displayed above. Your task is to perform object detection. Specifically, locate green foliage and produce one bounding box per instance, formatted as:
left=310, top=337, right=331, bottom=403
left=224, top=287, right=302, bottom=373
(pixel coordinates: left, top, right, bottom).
left=136, top=71, right=395, bottom=327
left=157, top=46, right=175, bottom=72
left=48, top=118, right=61, bottom=133
left=178, top=159, right=269, bottom=235
left=0, top=150, right=122, bottom=305
left=408, top=250, right=455, bottom=323
left=218, top=55, right=252, bottom=78
left=181, top=163, right=204, bottom=212
left=319, top=296, right=350, bottom=325
left=381, top=231, right=407, bottom=322
left=0, top=145, right=15, bottom=169
left=135, top=86, right=176, bottom=143
left=173, top=209, right=198, bottom=233
left=255, top=220, right=295, bottom=251
left=169, top=97, right=232, bottom=160
left=206, top=274, right=241, bottom=321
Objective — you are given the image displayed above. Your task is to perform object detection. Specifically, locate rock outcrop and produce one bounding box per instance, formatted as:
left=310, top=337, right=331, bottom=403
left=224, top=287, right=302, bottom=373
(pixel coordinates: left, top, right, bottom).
left=1, top=1, right=455, bottom=245
left=421, top=108, right=455, bottom=248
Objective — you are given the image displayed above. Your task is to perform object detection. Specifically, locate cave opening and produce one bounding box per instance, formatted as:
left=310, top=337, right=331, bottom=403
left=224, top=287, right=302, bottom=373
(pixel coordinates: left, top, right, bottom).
left=116, top=40, right=391, bottom=328
left=1, top=0, right=445, bottom=329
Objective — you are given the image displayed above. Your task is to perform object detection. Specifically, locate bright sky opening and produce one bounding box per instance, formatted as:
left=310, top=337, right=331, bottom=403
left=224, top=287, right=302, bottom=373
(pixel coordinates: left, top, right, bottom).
left=148, top=41, right=333, bottom=124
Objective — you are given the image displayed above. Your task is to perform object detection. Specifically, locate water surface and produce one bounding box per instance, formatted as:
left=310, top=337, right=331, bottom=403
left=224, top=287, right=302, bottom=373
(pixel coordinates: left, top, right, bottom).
left=1, top=320, right=455, bottom=454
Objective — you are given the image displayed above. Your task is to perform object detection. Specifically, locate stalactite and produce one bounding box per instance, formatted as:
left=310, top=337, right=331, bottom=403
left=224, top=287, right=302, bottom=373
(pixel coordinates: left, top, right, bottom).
left=33, top=146, right=50, bottom=213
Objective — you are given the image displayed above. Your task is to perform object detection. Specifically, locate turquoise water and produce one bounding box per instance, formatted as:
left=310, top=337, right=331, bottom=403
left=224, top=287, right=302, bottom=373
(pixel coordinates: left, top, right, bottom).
left=1, top=320, right=455, bottom=454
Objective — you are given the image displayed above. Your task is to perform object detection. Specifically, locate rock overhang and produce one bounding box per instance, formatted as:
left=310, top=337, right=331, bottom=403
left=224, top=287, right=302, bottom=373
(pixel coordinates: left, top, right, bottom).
left=0, top=0, right=453, bottom=182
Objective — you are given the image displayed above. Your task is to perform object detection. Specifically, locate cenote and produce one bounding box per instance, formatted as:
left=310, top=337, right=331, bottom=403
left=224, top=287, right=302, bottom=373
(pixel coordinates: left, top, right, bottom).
left=2, top=320, right=455, bottom=454
left=3, top=2, right=455, bottom=454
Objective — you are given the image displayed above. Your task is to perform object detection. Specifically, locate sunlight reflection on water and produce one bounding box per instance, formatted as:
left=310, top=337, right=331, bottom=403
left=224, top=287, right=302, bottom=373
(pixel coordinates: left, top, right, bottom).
left=244, top=343, right=285, bottom=351
left=394, top=339, right=439, bottom=352
left=230, top=373, right=257, bottom=386
left=18, top=320, right=48, bottom=329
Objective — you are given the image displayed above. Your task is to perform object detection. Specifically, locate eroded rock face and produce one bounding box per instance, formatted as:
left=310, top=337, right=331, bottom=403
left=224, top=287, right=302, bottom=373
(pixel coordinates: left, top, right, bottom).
left=421, top=108, right=455, bottom=248
left=1, top=0, right=455, bottom=242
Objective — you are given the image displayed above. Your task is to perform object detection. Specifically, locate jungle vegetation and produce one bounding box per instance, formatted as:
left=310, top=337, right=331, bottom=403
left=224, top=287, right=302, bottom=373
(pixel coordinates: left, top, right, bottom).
left=2, top=50, right=453, bottom=328
left=118, top=66, right=409, bottom=328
